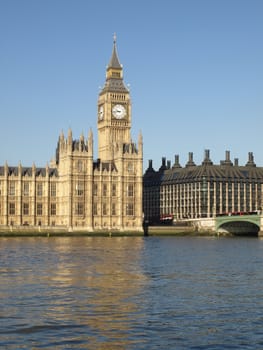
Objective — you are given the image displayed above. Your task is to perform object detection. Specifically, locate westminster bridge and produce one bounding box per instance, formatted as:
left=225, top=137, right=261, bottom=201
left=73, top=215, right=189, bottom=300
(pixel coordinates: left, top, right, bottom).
left=187, top=213, right=263, bottom=236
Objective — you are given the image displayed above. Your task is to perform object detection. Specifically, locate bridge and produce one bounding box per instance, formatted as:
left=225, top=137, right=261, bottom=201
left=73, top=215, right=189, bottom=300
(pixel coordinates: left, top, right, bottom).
left=188, top=213, right=263, bottom=236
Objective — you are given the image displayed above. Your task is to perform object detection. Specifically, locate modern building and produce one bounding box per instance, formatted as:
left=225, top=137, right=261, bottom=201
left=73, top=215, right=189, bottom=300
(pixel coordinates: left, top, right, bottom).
left=143, top=150, right=263, bottom=224
left=0, top=38, right=143, bottom=233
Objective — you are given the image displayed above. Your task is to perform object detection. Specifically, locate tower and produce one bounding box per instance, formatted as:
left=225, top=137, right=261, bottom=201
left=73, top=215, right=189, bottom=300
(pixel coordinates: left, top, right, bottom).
left=96, top=35, right=143, bottom=232
left=97, top=35, right=132, bottom=161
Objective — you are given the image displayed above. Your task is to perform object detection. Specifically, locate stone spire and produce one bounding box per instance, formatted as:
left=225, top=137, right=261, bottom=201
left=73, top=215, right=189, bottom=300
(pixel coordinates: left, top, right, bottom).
left=107, top=33, right=122, bottom=69
left=88, top=128, right=93, bottom=153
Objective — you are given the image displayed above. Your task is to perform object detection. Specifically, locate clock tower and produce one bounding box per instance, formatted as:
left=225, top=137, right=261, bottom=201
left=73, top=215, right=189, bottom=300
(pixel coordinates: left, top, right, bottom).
left=97, top=35, right=132, bottom=161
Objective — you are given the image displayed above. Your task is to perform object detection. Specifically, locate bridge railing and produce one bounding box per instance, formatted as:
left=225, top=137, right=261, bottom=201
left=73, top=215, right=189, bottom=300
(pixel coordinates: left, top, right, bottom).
left=216, top=211, right=260, bottom=217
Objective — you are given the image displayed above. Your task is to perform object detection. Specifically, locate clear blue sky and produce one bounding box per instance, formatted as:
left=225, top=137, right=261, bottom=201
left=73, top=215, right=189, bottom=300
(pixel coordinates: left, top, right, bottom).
left=0, top=0, right=262, bottom=171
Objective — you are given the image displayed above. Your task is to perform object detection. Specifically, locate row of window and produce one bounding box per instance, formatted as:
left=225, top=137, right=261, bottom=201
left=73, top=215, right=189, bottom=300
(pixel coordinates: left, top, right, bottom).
left=93, top=202, right=134, bottom=216
left=110, top=93, right=126, bottom=100
left=159, top=184, right=260, bottom=195
left=3, top=202, right=134, bottom=217
left=0, top=182, right=135, bottom=198
left=0, top=182, right=57, bottom=197
left=93, top=183, right=134, bottom=197
left=7, top=203, right=57, bottom=216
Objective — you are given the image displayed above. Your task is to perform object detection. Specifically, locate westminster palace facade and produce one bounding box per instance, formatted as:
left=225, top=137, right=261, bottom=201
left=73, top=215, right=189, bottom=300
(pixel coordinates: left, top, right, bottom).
left=0, top=38, right=143, bottom=233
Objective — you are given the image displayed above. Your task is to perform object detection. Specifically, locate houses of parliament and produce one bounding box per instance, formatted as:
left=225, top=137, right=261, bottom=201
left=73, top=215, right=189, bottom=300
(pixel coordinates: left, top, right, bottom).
left=1, top=37, right=263, bottom=234
left=0, top=38, right=143, bottom=233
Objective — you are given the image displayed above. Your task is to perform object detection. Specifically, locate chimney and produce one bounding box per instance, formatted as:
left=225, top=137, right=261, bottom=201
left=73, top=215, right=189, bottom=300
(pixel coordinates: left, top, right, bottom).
left=145, top=159, right=155, bottom=174
left=246, top=152, right=256, bottom=167
left=202, top=149, right=213, bottom=165
left=173, top=154, right=181, bottom=168
left=186, top=152, right=196, bottom=167
left=159, top=157, right=167, bottom=171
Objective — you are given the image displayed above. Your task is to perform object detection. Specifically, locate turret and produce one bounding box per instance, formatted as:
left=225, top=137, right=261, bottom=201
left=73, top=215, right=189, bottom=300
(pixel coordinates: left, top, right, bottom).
left=67, top=128, right=73, bottom=152
left=88, top=128, right=93, bottom=153
left=138, top=131, right=143, bottom=154
left=18, top=161, right=22, bottom=176
left=4, top=161, right=8, bottom=176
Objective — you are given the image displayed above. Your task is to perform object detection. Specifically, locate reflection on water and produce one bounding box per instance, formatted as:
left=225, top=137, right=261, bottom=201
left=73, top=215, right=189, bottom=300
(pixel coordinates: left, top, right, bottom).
left=0, top=237, right=147, bottom=349
left=48, top=237, right=147, bottom=348
left=1, top=236, right=263, bottom=349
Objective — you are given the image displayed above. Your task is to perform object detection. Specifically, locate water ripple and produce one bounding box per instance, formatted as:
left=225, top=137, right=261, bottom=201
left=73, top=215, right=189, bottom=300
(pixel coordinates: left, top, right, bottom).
left=1, top=236, right=263, bottom=349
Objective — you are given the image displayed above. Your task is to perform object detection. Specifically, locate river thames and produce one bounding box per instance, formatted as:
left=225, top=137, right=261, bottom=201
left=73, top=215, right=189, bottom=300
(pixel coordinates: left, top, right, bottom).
left=1, top=236, right=263, bottom=349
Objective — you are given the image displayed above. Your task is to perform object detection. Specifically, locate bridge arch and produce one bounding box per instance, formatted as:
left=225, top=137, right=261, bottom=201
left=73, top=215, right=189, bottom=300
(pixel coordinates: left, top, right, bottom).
left=216, top=215, right=261, bottom=236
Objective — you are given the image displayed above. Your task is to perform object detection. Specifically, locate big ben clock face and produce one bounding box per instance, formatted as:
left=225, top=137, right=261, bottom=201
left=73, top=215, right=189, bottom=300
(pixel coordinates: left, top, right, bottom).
left=112, top=104, right=127, bottom=119
left=98, top=105, right=104, bottom=120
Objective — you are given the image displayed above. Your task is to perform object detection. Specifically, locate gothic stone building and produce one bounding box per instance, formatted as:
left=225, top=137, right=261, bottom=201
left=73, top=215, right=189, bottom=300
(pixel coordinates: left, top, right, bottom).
left=143, top=150, right=263, bottom=224
left=0, top=39, right=143, bottom=233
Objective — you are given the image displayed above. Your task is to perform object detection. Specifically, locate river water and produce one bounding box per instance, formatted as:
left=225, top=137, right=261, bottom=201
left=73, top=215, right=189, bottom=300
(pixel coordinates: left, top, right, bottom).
left=1, top=236, right=263, bottom=349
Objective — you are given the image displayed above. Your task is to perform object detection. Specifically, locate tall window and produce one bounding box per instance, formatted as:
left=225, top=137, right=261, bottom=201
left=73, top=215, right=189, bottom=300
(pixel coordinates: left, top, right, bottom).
left=103, top=184, right=107, bottom=197
left=9, top=202, right=15, bottom=215
left=77, top=160, right=83, bottom=172
left=112, top=184, right=117, bottom=197
left=127, top=184, right=134, bottom=197
left=126, top=203, right=134, bottom=216
left=23, top=203, right=29, bottom=215
left=9, top=181, right=15, bottom=196
left=102, top=203, right=107, bottom=215
left=127, top=162, right=133, bottom=173
left=93, top=202, right=98, bottom=215
left=75, top=202, right=84, bottom=216
left=75, top=181, right=84, bottom=196
left=37, top=203, right=43, bottom=216
left=37, top=183, right=43, bottom=197
left=112, top=203, right=116, bottom=216
left=93, top=184, right=98, bottom=196
left=50, top=183, right=56, bottom=197
left=51, top=203, right=56, bottom=216
left=23, top=182, right=30, bottom=196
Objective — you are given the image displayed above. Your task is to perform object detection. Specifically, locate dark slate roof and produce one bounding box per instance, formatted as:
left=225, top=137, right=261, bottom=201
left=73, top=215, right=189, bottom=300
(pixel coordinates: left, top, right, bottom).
left=108, top=40, right=122, bottom=69
left=0, top=166, right=58, bottom=177
left=144, top=163, right=263, bottom=186
left=100, top=38, right=129, bottom=94
left=101, top=78, right=129, bottom=93
left=93, top=160, right=118, bottom=172
left=72, top=139, right=88, bottom=152
left=123, top=143, right=138, bottom=154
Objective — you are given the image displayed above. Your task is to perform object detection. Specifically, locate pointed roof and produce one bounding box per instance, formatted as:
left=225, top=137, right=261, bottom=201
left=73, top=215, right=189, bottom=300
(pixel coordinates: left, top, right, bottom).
left=100, top=35, right=128, bottom=94
left=107, top=34, right=122, bottom=69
